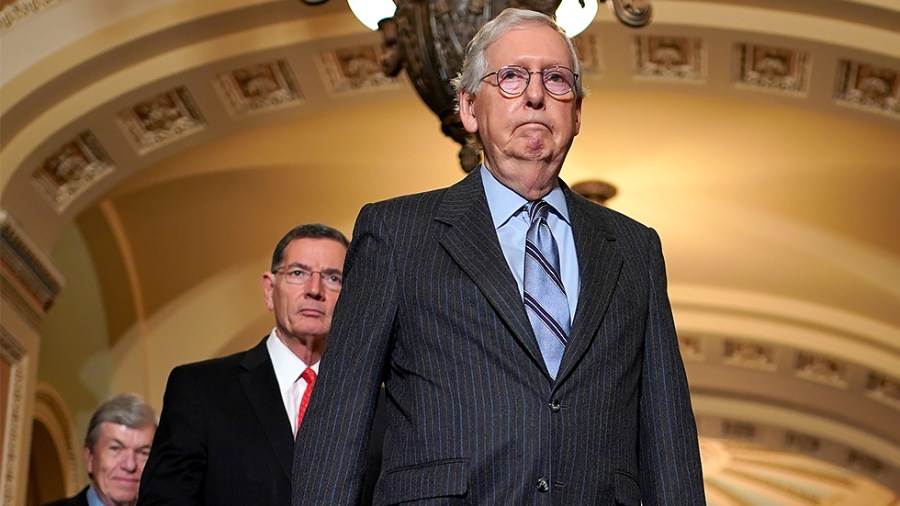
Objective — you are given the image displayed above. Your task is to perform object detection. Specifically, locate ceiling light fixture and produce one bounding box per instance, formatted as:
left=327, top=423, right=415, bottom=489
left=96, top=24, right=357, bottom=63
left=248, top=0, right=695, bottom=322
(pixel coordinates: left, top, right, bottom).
left=313, top=1, right=652, bottom=171
left=347, top=0, right=397, bottom=31
left=556, top=0, right=599, bottom=37
left=342, top=0, right=614, bottom=37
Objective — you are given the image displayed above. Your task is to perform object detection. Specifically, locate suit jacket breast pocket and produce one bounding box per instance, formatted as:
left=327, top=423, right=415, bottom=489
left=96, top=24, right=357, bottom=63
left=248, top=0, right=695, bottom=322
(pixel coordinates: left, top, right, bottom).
left=373, top=458, right=468, bottom=505
left=615, top=471, right=641, bottom=505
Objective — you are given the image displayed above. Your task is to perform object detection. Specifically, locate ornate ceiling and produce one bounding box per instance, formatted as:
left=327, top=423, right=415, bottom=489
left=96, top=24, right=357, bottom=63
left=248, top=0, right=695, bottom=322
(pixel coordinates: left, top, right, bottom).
left=1, top=0, right=898, bottom=502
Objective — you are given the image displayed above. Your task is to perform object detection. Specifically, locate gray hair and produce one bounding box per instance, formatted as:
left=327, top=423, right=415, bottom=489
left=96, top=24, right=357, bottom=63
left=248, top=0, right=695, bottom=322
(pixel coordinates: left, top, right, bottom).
left=451, top=8, right=586, bottom=100
left=85, top=393, right=157, bottom=451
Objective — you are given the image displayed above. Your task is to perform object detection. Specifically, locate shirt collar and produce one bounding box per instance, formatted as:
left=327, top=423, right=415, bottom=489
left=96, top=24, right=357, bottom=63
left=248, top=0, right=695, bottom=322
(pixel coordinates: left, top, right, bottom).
left=266, top=329, right=316, bottom=385
left=86, top=485, right=105, bottom=506
left=480, top=165, right=571, bottom=227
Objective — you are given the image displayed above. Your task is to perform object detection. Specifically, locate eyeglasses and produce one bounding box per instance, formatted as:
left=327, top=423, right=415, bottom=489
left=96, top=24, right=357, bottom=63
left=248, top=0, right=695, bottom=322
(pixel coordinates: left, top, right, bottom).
left=273, top=266, right=343, bottom=290
left=481, top=65, right=578, bottom=96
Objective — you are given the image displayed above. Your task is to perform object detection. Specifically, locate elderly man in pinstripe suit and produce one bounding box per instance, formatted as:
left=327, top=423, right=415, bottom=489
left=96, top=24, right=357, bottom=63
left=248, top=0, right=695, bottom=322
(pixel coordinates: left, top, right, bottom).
left=293, top=8, right=705, bottom=505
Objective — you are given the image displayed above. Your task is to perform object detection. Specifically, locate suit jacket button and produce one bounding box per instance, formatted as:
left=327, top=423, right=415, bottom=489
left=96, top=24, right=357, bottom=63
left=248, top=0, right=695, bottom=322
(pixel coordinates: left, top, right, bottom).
left=549, top=399, right=561, bottom=412
left=536, top=477, right=550, bottom=492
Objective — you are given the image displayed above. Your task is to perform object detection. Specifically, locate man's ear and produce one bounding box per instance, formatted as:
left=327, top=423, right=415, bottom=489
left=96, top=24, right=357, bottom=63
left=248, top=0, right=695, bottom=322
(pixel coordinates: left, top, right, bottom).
left=573, top=96, right=582, bottom=136
left=83, top=445, right=93, bottom=476
left=261, top=272, right=275, bottom=312
left=458, top=91, right=478, bottom=134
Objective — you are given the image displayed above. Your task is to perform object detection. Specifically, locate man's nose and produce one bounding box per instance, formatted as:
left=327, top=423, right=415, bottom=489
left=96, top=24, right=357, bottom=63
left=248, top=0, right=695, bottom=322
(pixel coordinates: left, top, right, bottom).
left=524, top=73, right=545, bottom=109
left=305, top=272, right=325, bottom=299
left=121, top=451, right=138, bottom=472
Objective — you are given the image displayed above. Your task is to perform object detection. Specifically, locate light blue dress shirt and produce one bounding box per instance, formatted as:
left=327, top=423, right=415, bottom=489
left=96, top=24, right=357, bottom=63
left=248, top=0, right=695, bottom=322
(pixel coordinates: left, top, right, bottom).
left=86, top=485, right=105, bottom=506
left=480, top=165, right=580, bottom=321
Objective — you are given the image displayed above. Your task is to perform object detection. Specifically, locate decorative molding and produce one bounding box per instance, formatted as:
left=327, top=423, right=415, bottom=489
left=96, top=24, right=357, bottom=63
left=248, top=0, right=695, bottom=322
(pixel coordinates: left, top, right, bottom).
left=722, top=420, right=757, bottom=441
left=795, top=351, right=848, bottom=389
left=573, top=33, right=604, bottom=76
left=678, top=333, right=705, bottom=361
left=117, top=87, right=206, bottom=154
left=31, top=131, right=115, bottom=213
left=0, top=327, right=27, bottom=506
left=0, top=0, right=61, bottom=30
left=214, top=60, right=304, bottom=117
left=723, top=467, right=827, bottom=504
left=835, top=60, right=900, bottom=117
left=32, top=384, right=79, bottom=496
left=697, top=416, right=897, bottom=493
left=848, top=449, right=884, bottom=476
left=699, top=437, right=883, bottom=504
left=867, top=372, right=900, bottom=411
left=784, top=430, right=821, bottom=454
left=681, top=331, right=899, bottom=414
left=317, top=44, right=400, bottom=95
left=723, top=339, right=777, bottom=371
left=734, top=43, right=809, bottom=95
left=634, top=35, right=705, bottom=81
left=0, top=210, right=64, bottom=323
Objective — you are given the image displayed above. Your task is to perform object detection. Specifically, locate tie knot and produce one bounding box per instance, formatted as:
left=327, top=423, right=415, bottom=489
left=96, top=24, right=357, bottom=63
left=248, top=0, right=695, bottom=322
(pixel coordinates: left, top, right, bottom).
left=301, top=367, right=316, bottom=384
left=527, top=200, right=551, bottom=224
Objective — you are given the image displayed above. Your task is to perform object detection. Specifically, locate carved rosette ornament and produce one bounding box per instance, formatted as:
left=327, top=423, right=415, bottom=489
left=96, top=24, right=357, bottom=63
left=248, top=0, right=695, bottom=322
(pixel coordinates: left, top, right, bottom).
left=378, top=0, right=651, bottom=172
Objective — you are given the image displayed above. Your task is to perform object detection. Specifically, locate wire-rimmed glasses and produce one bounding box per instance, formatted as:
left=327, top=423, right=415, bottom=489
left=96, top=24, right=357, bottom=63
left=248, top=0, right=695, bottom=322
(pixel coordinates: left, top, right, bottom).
left=481, top=65, right=578, bottom=96
left=273, top=266, right=343, bottom=290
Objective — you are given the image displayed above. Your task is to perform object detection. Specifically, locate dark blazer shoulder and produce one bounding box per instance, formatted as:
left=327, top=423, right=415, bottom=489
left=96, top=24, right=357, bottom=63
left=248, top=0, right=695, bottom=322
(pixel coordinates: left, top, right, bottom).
left=564, top=181, right=648, bottom=230
left=366, top=169, right=481, bottom=216
left=41, top=486, right=89, bottom=506
left=361, top=183, right=451, bottom=227
left=168, top=337, right=269, bottom=379
left=564, top=182, right=658, bottom=247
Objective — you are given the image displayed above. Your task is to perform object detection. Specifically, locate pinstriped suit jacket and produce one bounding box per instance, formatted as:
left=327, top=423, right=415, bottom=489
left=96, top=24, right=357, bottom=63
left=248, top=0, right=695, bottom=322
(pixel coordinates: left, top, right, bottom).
left=293, top=169, right=705, bottom=505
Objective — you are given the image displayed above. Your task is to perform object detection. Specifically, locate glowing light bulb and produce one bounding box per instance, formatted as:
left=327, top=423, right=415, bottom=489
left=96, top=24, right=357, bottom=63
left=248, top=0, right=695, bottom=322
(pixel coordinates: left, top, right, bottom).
left=556, top=0, right=599, bottom=37
left=348, top=0, right=397, bottom=30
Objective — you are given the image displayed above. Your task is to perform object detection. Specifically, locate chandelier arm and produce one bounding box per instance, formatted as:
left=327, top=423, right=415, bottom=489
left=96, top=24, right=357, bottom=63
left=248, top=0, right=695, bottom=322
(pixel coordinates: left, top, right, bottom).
left=326, top=0, right=654, bottom=171
left=600, top=0, right=653, bottom=28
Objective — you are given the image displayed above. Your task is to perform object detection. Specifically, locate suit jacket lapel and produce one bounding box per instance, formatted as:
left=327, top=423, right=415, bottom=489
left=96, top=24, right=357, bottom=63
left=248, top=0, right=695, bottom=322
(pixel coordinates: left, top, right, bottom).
left=239, top=338, right=294, bottom=480
left=435, top=170, right=549, bottom=375
left=556, top=188, right=624, bottom=385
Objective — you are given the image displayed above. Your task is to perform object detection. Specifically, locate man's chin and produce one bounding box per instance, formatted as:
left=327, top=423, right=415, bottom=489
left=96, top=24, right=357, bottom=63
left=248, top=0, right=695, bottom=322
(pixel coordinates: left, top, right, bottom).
left=507, top=140, right=556, bottom=161
left=292, top=324, right=328, bottom=337
left=106, top=490, right=138, bottom=505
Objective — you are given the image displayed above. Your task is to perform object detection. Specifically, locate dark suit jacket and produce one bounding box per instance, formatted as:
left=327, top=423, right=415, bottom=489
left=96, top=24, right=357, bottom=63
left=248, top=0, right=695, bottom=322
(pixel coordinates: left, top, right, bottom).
left=293, top=170, right=705, bottom=505
left=41, top=486, right=88, bottom=506
left=139, top=337, right=385, bottom=505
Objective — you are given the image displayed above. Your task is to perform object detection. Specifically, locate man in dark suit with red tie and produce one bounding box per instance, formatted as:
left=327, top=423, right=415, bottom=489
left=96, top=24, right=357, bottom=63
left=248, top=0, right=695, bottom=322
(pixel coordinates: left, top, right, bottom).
left=293, top=8, right=705, bottom=505
left=139, top=224, right=384, bottom=505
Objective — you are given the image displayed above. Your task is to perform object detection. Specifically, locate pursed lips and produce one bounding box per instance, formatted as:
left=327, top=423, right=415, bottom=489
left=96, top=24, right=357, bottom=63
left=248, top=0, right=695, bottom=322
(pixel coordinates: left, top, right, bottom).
left=297, top=307, right=325, bottom=316
left=517, top=119, right=551, bottom=131
left=111, top=476, right=140, bottom=486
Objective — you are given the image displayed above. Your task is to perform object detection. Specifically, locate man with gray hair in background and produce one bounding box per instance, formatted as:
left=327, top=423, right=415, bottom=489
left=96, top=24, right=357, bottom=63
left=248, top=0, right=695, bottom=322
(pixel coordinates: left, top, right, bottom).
left=42, top=393, right=157, bottom=506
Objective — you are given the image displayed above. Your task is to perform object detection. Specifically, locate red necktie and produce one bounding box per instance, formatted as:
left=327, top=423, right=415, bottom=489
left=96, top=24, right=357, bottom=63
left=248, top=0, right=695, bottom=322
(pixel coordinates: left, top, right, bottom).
left=296, top=367, right=316, bottom=429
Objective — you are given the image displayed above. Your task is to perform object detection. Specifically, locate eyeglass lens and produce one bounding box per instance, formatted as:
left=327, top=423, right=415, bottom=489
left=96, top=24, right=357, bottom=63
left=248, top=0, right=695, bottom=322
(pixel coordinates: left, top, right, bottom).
left=276, top=268, right=342, bottom=289
left=496, top=65, right=576, bottom=96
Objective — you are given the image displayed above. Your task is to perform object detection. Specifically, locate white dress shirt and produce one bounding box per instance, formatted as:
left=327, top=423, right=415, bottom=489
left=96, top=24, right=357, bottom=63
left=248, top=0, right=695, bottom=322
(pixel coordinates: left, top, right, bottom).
left=266, top=329, right=319, bottom=436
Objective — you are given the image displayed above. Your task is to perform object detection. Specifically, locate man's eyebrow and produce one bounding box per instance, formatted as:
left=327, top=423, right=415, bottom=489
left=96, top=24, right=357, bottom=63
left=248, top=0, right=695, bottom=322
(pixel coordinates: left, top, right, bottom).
left=282, top=263, right=342, bottom=275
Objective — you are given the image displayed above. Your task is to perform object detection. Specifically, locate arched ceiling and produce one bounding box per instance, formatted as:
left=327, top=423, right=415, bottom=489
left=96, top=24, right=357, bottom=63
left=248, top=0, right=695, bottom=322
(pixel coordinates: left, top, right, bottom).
left=2, top=0, right=898, bottom=500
